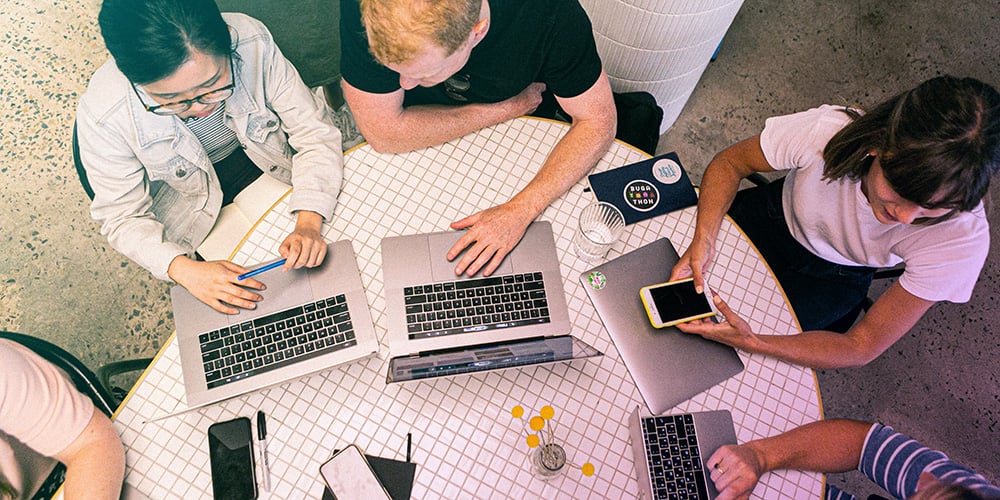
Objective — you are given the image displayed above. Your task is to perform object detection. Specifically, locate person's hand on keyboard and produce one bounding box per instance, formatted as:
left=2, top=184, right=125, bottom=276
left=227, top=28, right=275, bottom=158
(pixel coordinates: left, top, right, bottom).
left=447, top=199, right=533, bottom=277
left=705, top=443, right=763, bottom=500
left=168, top=256, right=264, bottom=314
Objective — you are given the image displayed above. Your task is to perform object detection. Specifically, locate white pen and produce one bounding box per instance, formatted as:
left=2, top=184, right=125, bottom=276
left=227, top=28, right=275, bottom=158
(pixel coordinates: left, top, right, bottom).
left=256, top=410, right=272, bottom=492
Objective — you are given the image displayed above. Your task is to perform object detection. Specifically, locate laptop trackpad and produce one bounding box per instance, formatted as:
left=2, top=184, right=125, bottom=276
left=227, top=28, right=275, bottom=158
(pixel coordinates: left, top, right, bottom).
left=233, top=265, right=315, bottom=319
left=426, top=230, right=514, bottom=281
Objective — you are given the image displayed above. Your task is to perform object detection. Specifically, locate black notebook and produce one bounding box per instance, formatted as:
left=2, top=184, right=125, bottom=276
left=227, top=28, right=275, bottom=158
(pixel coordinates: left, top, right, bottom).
left=322, top=453, right=416, bottom=500
left=587, top=152, right=698, bottom=225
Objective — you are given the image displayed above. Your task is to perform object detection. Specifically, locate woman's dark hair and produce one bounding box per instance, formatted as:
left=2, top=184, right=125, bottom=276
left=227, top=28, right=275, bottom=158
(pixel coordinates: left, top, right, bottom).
left=98, top=0, right=232, bottom=84
left=823, top=76, right=1000, bottom=223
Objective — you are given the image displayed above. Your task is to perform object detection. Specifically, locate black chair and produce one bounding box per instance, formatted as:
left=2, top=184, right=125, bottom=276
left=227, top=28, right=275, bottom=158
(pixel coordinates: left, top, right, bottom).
left=1, top=331, right=150, bottom=499
left=0, top=331, right=151, bottom=415
left=71, top=123, right=95, bottom=200
left=738, top=174, right=904, bottom=332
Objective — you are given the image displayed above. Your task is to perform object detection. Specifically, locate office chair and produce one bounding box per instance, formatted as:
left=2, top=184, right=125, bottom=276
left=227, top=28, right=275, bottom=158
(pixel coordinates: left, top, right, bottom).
left=0, top=331, right=151, bottom=416
left=71, top=123, right=95, bottom=200
left=737, top=174, right=904, bottom=333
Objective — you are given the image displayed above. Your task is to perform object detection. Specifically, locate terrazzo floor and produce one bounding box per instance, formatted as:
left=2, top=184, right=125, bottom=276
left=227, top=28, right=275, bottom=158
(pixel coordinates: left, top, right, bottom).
left=2, top=0, right=997, bottom=498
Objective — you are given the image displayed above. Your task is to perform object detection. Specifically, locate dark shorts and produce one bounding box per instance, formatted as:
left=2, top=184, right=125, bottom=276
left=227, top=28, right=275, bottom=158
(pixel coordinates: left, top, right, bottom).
left=727, top=177, right=874, bottom=331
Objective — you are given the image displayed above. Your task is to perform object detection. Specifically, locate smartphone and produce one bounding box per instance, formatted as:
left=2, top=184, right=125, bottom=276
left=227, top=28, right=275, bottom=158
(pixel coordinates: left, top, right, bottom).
left=320, top=445, right=392, bottom=500
left=640, top=278, right=717, bottom=328
left=207, top=417, right=258, bottom=500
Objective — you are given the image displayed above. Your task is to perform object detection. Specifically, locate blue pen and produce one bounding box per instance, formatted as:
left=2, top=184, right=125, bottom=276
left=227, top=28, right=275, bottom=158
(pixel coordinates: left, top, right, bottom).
left=237, top=258, right=287, bottom=281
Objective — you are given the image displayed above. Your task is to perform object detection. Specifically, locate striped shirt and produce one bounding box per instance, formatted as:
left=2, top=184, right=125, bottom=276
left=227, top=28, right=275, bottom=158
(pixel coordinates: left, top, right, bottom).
left=825, top=423, right=1000, bottom=500
left=184, top=102, right=240, bottom=163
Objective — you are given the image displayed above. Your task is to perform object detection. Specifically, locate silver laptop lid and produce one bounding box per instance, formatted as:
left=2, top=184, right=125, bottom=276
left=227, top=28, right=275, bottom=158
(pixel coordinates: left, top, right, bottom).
left=580, top=238, right=744, bottom=414
left=171, top=239, right=378, bottom=408
left=382, top=221, right=571, bottom=357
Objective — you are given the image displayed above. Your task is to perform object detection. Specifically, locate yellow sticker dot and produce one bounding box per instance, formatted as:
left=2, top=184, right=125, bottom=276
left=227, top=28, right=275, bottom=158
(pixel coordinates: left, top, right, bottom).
left=581, top=462, right=595, bottom=477
left=511, top=405, right=524, bottom=419
left=526, top=434, right=540, bottom=448
left=540, top=405, right=555, bottom=420
left=529, top=416, right=545, bottom=431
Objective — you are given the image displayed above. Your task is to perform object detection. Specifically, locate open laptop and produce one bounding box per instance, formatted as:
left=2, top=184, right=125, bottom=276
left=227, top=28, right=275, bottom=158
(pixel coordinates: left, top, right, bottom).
left=171, top=239, right=379, bottom=408
left=580, top=238, right=744, bottom=414
left=628, top=406, right=738, bottom=499
left=381, top=221, right=602, bottom=383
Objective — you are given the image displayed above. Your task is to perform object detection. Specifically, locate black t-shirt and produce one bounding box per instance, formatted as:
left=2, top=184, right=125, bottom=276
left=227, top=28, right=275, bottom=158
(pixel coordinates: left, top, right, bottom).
left=340, top=0, right=603, bottom=107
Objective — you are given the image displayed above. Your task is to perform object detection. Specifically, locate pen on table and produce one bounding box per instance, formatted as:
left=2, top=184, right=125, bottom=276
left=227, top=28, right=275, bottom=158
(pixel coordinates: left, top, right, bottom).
left=238, top=258, right=287, bottom=281
left=256, top=410, right=272, bottom=492
left=406, top=432, right=412, bottom=463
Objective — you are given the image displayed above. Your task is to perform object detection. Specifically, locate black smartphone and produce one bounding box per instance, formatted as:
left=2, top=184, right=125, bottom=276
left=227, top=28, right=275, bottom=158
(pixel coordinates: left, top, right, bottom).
left=207, top=417, right=258, bottom=500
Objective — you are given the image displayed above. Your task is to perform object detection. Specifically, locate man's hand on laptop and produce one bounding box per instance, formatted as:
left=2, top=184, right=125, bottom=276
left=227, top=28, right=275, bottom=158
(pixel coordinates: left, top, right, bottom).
left=447, top=200, right=533, bottom=277
left=168, top=256, right=264, bottom=314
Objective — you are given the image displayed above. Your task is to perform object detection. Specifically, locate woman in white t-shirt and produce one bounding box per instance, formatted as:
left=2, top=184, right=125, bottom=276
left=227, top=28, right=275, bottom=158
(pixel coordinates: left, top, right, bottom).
left=669, top=75, right=1000, bottom=369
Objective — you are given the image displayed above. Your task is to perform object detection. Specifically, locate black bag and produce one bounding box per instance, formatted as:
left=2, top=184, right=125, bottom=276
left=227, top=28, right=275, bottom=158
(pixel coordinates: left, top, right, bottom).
left=530, top=90, right=663, bottom=156
left=612, top=91, right=663, bottom=156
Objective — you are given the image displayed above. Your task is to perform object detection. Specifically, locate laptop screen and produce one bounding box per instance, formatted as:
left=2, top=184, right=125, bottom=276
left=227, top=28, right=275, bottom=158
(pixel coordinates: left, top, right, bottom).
left=387, top=335, right=600, bottom=383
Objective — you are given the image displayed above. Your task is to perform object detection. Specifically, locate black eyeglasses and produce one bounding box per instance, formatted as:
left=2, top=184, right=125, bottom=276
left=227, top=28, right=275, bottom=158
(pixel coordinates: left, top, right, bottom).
left=131, top=56, right=235, bottom=116
left=443, top=73, right=471, bottom=101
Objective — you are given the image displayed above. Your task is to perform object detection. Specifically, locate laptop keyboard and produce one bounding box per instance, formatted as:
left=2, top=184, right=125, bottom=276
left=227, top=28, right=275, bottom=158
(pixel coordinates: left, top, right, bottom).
left=641, top=414, right=709, bottom=500
left=199, top=294, right=356, bottom=389
left=403, top=272, right=551, bottom=340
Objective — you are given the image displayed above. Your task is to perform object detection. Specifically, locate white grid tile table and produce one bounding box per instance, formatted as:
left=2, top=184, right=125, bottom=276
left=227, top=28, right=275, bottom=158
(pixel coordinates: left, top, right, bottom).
left=112, top=117, right=823, bottom=499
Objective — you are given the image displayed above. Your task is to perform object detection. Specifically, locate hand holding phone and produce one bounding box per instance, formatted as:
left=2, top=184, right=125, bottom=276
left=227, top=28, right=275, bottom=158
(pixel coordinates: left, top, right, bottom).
left=640, top=278, right=717, bottom=328
left=208, top=417, right=258, bottom=500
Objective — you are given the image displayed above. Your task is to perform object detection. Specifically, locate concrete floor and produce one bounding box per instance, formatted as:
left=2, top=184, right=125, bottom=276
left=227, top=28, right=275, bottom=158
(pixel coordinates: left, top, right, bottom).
left=1, top=0, right=997, bottom=497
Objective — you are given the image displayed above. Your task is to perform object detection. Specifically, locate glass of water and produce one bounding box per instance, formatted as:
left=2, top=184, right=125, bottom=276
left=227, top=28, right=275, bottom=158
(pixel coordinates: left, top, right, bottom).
left=573, top=202, right=625, bottom=263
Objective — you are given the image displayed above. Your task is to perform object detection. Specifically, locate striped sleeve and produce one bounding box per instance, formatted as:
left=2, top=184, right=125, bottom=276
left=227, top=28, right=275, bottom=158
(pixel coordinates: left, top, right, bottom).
left=824, top=484, right=857, bottom=500
left=859, top=423, right=1000, bottom=499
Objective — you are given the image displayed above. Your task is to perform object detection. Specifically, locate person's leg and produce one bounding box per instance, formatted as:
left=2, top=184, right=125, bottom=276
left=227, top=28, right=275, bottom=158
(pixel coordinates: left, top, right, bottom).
left=727, top=179, right=873, bottom=331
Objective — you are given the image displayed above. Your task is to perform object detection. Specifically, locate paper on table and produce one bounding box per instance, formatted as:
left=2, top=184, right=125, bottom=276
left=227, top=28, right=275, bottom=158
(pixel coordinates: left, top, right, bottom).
left=196, top=174, right=291, bottom=261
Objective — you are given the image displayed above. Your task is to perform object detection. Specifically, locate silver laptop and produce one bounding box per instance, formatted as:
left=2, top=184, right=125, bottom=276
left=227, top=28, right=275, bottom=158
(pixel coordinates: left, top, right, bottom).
left=381, top=221, right=601, bottom=382
left=171, top=240, right=379, bottom=408
left=580, top=238, right=744, bottom=414
left=628, top=406, right=737, bottom=499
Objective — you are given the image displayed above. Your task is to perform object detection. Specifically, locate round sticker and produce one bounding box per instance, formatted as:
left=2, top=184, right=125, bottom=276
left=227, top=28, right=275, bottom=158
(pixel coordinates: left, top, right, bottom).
left=623, top=179, right=660, bottom=212
left=651, top=158, right=683, bottom=185
left=587, top=271, right=607, bottom=290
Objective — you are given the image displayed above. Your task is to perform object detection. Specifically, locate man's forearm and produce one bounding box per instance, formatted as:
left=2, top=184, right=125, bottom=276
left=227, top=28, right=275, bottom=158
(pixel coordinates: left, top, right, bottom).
left=509, top=115, right=615, bottom=217
left=362, top=101, right=524, bottom=153
left=748, top=419, right=869, bottom=475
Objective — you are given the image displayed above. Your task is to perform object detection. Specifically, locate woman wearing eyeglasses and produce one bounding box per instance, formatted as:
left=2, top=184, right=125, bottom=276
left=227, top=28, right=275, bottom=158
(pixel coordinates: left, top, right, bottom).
left=77, top=0, right=344, bottom=314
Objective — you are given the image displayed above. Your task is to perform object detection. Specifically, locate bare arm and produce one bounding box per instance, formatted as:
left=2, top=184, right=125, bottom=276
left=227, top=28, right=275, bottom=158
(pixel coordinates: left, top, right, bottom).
left=678, top=282, right=935, bottom=369
left=669, top=136, right=776, bottom=292
left=708, top=419, right=870, bottom=500
left=342, top=79, right=545, bottom=153
left=448, top=70, right=617, bottom=276
left=53, top=410, right=126, bottom=500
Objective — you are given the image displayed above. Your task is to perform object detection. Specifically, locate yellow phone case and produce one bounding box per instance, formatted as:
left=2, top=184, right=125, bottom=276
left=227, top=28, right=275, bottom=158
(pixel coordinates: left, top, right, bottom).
left=639, top=278, right=716, bottom=328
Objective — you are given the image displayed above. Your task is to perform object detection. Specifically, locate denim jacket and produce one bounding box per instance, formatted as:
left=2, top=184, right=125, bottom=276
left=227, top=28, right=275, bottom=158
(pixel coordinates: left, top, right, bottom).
left=76, top=13, right=343, bottom=281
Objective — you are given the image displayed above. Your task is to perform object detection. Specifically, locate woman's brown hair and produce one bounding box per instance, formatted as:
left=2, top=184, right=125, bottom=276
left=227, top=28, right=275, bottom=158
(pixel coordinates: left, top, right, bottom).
left=823, top=76, right=1000, bottom=223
